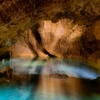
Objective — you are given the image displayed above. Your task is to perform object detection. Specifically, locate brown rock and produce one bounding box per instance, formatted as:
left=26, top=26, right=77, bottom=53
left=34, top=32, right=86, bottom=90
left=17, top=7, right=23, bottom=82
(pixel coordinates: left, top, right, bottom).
left=0, top=66, right=12, bottom=79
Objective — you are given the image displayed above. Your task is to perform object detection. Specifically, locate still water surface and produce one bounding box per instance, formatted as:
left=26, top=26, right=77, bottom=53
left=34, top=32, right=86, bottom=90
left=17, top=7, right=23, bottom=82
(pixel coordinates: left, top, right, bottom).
left=0, top=83, right=100, bottom=100
left=0, top=58, right=100, bottom=100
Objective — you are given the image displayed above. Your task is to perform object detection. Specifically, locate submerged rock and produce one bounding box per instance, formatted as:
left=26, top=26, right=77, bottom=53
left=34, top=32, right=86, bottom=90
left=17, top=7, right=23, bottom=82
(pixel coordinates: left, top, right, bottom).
left=0, top=66, right=12, bottom=79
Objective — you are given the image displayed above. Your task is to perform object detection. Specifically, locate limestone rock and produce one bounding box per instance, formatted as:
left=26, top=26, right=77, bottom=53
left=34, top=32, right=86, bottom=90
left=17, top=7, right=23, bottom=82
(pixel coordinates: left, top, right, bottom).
left=0, top=0, right=99, bottom=62
left=0, top=66, right=12, bottom=79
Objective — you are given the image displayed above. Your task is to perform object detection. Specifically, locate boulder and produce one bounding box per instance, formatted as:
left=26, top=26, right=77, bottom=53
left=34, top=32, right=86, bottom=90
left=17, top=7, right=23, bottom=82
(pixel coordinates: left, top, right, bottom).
left=0, top=66, right=12, bottom=79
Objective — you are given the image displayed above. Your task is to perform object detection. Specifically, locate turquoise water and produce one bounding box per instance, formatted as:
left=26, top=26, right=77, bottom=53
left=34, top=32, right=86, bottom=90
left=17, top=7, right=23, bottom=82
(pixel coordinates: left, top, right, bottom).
left=0, top=84, right=100, bottom=100
left=0, top=58, right=100, bottom=100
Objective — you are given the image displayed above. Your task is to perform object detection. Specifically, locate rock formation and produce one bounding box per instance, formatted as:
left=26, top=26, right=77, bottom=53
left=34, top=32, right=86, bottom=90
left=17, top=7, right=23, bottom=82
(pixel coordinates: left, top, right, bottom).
left=0, top=0, right=99, bottom=66
left=0, top=66, right=12, bottom=79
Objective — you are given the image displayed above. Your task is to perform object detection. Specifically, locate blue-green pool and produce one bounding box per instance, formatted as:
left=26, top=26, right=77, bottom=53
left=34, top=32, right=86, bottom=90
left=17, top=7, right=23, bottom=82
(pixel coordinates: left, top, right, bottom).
left=0, top=83, right=100, bottom=100
left=0, top=58, right=100, bottom=100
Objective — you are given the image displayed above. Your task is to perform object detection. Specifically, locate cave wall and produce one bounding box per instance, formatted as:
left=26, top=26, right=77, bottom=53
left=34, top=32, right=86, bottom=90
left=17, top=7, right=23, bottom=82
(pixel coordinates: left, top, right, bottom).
left=11, top=29, right=48, bottom=59
left=11, top=19, right=99, bottom=61
left=0, top=0, right=99, bottom=62
left=93, top=20, right=100, bottom=40
left=11, top=35, right=34, bottom=58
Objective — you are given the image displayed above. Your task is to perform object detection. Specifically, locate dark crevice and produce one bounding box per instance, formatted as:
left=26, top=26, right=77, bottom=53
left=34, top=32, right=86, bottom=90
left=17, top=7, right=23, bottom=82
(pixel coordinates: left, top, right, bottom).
left=0, top=51, right=10, bottom=60
left=31, top=23, right=42, bottom=43
left=42, top=49, right=56, bottom=58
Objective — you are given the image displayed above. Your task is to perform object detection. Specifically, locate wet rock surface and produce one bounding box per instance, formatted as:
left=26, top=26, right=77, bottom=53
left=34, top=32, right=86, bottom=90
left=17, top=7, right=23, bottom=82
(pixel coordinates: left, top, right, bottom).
left=0, top=66, right=12, bottom=79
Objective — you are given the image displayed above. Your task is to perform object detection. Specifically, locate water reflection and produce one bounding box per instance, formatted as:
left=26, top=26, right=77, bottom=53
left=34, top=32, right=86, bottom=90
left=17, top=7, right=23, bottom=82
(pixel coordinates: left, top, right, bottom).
left=11, top=58, right=99, bottom=79
left=0, top=58, right=100, bottom=100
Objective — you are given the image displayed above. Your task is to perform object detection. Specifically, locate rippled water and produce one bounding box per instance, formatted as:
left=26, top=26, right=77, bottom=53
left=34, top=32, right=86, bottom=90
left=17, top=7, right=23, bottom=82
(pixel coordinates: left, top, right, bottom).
left=0, top=58, right=100, bottom=100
